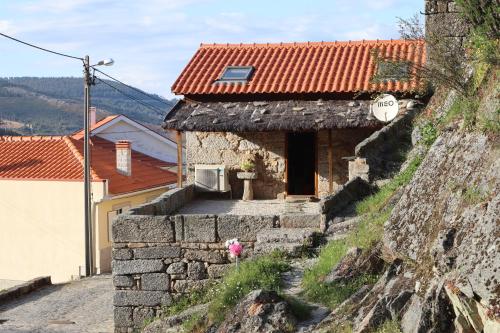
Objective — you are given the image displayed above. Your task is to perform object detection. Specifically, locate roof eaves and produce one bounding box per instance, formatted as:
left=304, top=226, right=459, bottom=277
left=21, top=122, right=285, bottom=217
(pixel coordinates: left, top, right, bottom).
left=63, top=136, right=102, bottom=180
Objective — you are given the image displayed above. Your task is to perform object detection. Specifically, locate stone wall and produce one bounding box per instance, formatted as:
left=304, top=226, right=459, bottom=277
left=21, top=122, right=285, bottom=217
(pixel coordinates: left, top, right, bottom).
left=186, top=129, right=377, bottom=199
left=112, top=186, right=292, bottom=332
left=186, top=131, right=286, bottom=199
left=425, top=0, right=470, bottom=60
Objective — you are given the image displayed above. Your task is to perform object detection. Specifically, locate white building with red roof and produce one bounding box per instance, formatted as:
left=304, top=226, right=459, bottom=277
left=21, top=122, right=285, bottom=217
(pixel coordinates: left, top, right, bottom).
left=0, top=115, right=178, bottom=282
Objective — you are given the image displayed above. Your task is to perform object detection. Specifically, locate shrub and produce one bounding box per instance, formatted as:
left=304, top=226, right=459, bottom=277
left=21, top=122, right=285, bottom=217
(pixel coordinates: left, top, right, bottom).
left=420, top=121, right=438, bottom=147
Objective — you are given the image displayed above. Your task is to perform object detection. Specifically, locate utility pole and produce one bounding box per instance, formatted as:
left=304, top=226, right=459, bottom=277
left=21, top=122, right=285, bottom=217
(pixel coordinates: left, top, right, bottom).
left=83, top=55, right=92, bottom=277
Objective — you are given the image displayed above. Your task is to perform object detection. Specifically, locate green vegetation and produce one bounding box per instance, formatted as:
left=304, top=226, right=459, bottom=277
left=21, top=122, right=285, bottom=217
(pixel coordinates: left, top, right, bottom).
left=420, top=121, right=438, bottom=147
left=282, top=294, right=313, bottom=321
left=207, top=251, right=290, bottom=324
left=0, top=77, right=175, bottom=135
left=373, top=319, right=402, bottom=333
left=303, top=272, right=379, bottom=308
left=181, top=313, right=205, bottom=333
left=162, top=284, right=215, bottom=317
left=462, top=185, right=488, bottom=205
left=303, top=156, right=423, bottom=308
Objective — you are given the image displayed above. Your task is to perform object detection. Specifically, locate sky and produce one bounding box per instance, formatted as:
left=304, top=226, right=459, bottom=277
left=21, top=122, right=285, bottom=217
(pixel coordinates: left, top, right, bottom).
left=0, top=0, right=424, bottom=98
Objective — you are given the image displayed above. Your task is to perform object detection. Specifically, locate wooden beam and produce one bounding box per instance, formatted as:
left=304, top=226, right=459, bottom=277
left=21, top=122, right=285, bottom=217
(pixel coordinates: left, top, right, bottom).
left=284, top=132, right=288, bottom=197
left=314, top=132, right=318, bottom=197
left=328, top=129, right=333, bottom=193
left=176, top=131, right=183, bottom=188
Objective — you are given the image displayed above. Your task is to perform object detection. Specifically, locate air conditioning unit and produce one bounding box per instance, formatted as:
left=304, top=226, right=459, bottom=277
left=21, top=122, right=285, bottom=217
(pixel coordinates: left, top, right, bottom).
left=194, top=164, right=231, bottom=193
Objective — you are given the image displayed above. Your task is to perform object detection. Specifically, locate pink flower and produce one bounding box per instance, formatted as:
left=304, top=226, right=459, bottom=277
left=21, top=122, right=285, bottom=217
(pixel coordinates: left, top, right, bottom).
left=228, top=243, right=243, bottom=258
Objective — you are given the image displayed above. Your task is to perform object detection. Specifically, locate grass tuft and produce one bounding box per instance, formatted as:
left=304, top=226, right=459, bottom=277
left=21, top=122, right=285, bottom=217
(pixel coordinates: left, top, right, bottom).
left=303, top=156, right=423, bottom=308
left=207, top=251, right=290, bottom=324
left=374, top=319, right=402, bottom=333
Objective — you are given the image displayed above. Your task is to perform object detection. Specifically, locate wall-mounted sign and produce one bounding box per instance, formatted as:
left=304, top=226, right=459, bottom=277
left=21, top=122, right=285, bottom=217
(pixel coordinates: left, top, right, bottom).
left=371, top=94, right=399, bottom=122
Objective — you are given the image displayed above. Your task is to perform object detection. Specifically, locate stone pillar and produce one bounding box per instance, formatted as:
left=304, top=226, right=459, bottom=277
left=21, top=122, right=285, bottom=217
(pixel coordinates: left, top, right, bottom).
left=425, top=1, right=470, bottom=62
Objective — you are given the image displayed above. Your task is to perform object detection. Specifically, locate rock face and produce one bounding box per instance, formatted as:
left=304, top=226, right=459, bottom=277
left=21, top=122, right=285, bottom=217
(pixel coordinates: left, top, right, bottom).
left=217, top=290, right=297, bottom=333
left=385, top=131, right=499, bottom=307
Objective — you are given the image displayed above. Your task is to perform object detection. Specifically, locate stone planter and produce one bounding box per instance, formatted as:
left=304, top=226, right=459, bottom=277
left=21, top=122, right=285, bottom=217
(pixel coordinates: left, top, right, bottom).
left=237, top=172, right=257, bottom=200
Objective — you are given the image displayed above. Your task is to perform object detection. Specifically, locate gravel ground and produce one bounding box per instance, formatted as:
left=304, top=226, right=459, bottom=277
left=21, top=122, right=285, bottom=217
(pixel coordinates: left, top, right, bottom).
left=0, top=275, right=113, bottom=333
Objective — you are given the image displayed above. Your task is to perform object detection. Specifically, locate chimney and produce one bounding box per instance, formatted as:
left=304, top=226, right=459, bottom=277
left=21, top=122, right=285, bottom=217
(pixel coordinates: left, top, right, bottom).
left=90, top=107, right=97, bottom=126
left=116, top=140, right=132, bottom=176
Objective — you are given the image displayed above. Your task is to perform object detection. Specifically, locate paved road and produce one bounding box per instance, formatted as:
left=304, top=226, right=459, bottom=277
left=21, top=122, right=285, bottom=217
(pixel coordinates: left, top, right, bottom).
left=0, top=275, right=113, bottom=333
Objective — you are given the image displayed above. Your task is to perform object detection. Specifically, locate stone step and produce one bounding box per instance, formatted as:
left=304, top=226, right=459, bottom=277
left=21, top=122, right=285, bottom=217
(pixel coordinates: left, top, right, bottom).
left=256, top=228, right=317, bottom=244
left=280, top=214, right=323, bottom=229
left=253, top=242, right=305, bottom=256
left=326, top=216, right=361, bottom=235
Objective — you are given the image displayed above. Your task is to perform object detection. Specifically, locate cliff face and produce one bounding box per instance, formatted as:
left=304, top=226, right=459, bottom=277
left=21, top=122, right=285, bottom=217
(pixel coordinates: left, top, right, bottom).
left=385, top=130, right=499, bottom=306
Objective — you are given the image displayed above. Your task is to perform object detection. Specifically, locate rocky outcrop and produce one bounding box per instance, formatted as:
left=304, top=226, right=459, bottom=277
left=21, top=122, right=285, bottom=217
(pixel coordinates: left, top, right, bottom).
left=217, top=290, right=297, bottom=333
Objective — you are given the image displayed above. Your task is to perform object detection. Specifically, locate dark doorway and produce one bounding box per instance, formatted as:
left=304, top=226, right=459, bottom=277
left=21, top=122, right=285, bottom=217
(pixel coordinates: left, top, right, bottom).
left=286, top=132, right=316, bottom=195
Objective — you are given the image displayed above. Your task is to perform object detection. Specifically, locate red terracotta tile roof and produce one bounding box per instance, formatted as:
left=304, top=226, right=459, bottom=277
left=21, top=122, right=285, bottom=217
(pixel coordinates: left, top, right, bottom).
left=72, top=115, right=119, bottom=140
left=172, top=39, right=426, bottom=96
left=0, top=135, right=177, bottom=195
left=0, top=136, right=85, bottom=181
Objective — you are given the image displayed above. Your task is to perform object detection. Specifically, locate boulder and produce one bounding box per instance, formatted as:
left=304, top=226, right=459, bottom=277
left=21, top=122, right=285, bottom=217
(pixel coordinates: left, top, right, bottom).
left=216, top=290, right=297, bottom=333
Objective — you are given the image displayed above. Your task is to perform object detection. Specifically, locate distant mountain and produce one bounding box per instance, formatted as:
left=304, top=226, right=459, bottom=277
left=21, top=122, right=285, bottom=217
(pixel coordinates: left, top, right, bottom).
left=0, top=77, right=176, bottom=135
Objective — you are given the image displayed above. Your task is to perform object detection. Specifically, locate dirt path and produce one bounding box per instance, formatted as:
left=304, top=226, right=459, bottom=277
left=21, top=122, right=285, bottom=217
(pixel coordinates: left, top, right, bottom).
left=281, top=259, right=331, bottom=333
left=0, top=275, right=113, bottom=333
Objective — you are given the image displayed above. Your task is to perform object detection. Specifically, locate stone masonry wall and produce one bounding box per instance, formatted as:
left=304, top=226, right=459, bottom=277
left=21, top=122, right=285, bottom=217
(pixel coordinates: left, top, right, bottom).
left=112, top=186, right=289, bottom=332
left=186, top=129, right=377, bottom=199
left=425, top=0, right=470, bottom=60
left=186, top=131, right=286, bottom=199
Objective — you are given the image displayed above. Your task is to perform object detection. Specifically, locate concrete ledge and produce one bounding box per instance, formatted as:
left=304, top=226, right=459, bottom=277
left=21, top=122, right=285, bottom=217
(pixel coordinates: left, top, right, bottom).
left=0, top=276, right=51, bottom=304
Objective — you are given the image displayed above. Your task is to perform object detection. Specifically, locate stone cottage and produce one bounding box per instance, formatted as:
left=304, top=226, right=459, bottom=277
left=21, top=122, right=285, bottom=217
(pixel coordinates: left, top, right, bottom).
left=164, top=39, right=426, bottom=199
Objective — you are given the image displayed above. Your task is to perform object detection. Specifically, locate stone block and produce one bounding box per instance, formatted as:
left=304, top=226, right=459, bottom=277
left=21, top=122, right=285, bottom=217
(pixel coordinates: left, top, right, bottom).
left=114, top=290, right=172, bottom=306
left=188, top=262, right=207, bottom=280
left=280, top=214, right=322, bottom=229
left=170, top=274, right=187, bottom=280
left=184, top=249, right=226, bottom=264
left=166, top=262, right=186, bottom=274
left=112, top=260, right=164, bottom=275
left=133, top=246, right=181, bottom=259
left=114, top=306, right=133, bottom=326
left=217, top=215, right=276, bottom=242
left=113, top=215, right=174, bottom=243
left=142, top=273, right=170, bottom=291
left=112, top=248, right=133, bottom=260
left=113, top=275, right=134, bottom=288
left=173, top=279, right=212, bottom=293
left=207, top=264, right=231, bottom=279
left=183, top=215, right=217, bottom=242
left=133, top=307, right=155, bottom=326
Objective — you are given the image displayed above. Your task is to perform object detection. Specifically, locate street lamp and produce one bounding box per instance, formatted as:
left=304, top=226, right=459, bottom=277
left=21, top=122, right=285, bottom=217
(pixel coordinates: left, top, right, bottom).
left=83, top=56, right=114, bottom=277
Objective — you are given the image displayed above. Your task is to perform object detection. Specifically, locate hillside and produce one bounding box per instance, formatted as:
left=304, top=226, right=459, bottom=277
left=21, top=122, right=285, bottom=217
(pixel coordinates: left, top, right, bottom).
left=0, top=77, right=176, bottom=135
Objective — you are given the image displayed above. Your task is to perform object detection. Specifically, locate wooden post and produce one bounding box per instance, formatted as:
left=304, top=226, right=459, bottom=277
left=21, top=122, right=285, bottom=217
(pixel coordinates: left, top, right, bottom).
left=176, top=130, right=183, bottom=188
left=328, top=130, right=333, bottom=193
left=314, top=132, right=318, bottom=197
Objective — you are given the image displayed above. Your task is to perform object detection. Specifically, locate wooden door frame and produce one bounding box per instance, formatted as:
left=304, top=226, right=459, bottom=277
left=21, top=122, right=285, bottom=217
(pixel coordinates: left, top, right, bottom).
left=284, top=131, right=318, bottom=198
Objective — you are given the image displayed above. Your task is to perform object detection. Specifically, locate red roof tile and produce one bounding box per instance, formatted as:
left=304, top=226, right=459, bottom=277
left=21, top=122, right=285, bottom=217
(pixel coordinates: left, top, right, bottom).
left=0, top=135, right=177, bottom=195
left=172, top=39, right=426, bottom=96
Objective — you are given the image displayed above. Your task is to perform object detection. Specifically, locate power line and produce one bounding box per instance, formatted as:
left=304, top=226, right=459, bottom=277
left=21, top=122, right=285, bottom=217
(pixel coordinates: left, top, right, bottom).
left=95, top=77, right=166, bottom=116
left=92, top=68, right=170, bottom=106
left=0, top=32, right=83, bottom=61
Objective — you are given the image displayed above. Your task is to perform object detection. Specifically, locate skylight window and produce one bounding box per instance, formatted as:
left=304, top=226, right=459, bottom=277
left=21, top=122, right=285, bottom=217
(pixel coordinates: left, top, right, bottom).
left=376, top=61, right=410, bottom=81
left=218, top=66, right=254, bottom=82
